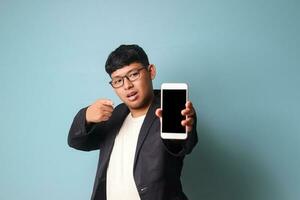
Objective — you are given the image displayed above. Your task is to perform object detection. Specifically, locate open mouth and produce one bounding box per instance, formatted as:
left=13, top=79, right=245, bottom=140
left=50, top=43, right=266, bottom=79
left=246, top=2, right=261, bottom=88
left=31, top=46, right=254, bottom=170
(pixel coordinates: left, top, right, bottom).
left=127, top=91, right=138, bottom=101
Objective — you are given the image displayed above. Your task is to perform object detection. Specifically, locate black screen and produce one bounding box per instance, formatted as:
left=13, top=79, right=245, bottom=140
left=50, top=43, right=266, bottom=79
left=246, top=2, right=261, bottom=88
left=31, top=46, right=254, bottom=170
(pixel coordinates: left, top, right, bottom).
left=162, top=89, right=186, bottom=133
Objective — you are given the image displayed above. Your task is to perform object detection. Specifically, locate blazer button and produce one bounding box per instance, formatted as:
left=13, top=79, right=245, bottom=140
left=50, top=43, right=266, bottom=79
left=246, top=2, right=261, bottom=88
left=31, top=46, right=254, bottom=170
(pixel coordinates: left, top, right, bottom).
left=140, top=187, right=148, bottom=193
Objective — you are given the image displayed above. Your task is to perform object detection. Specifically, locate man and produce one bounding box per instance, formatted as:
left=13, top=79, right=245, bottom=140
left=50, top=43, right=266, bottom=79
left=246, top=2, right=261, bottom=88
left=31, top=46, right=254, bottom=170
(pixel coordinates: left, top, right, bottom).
left=68, top=44, right=198, bottom=200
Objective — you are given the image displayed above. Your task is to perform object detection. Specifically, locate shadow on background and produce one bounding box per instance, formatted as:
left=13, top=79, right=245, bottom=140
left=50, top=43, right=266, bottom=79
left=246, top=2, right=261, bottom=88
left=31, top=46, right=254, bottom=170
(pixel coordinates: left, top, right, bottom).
left=182, top=125, right=283, bottom=200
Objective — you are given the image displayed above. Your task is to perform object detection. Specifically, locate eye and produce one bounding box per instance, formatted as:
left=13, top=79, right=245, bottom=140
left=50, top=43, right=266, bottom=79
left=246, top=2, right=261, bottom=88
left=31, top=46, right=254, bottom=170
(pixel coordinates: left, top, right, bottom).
left=112, top=78, right=122, bottom=85
left=128, top=71, right=139, bottom=79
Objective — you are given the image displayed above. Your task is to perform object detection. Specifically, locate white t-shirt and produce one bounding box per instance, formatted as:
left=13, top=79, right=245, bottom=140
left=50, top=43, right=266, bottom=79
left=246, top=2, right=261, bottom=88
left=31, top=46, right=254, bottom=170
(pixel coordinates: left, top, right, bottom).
left=106, top=113, right=145, bottom=200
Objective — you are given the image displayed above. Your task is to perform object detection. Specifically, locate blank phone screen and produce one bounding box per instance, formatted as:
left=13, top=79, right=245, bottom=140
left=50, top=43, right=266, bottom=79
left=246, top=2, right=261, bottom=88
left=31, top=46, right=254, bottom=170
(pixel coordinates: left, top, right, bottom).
left=162, top=89, right=186, bottom=133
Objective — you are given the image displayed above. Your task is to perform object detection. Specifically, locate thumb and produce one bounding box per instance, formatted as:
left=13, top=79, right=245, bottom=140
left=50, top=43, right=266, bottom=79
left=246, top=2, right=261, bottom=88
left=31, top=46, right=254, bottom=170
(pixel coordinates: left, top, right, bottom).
left=102, top=99, right=114, bottom=106
left=155, top=108, right=162, bottom=118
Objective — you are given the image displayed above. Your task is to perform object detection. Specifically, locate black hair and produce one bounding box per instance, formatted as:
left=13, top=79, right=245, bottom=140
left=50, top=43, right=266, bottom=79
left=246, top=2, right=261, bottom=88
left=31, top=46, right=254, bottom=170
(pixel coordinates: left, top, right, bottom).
left=105, top=44, right=149, bottom=75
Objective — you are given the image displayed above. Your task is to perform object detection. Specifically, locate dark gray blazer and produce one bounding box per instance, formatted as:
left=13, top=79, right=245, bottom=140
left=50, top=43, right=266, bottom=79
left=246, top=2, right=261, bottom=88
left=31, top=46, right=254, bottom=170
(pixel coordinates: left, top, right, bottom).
left=68, top=91, right=198, bottom=200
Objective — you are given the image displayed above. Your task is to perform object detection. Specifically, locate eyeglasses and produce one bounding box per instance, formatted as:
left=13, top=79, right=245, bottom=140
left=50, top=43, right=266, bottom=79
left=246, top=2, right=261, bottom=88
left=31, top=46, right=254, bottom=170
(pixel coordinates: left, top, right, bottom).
left=109, top=67, right=147, bottom=88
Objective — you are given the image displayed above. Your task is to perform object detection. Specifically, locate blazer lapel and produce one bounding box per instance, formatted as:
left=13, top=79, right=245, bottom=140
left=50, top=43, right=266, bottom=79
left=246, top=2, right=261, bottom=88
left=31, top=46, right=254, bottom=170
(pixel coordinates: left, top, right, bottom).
left=133, top=93, right=161, bottom=168
left=99, top=105, right=130, bottom=178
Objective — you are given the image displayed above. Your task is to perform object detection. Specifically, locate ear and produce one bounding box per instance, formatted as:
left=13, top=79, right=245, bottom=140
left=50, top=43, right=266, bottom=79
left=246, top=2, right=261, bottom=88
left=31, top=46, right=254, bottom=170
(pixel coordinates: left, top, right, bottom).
left=148, top=64, right=156, bottom=80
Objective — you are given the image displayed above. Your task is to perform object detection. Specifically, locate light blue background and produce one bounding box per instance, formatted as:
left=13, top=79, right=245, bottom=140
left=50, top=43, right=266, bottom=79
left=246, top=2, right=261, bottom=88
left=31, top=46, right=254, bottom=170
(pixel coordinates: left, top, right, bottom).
left=1, top=0, right=299, bottom=199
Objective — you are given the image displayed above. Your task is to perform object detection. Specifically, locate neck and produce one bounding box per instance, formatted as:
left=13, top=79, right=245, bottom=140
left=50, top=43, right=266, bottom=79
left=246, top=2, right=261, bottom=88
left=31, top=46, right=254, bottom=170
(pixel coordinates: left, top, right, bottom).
left=130, top=105, right=150, bottom=118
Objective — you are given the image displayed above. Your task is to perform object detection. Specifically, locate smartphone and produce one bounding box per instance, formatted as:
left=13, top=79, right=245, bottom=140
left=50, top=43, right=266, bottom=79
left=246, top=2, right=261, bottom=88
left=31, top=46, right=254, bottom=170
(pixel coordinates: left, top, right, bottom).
left=161, top=83, right=188, bottom=140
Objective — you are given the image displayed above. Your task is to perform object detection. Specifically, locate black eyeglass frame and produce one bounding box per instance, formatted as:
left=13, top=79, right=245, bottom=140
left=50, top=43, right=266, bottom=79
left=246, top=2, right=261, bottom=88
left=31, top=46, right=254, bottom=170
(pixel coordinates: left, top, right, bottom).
left=109, top=66, right=148, bottom=88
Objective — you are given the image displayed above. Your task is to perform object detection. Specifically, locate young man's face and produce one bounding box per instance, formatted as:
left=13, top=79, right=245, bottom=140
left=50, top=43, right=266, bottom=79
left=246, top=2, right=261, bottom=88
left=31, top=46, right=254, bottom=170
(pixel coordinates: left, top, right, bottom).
left=110, top=62, right=156, bottom=116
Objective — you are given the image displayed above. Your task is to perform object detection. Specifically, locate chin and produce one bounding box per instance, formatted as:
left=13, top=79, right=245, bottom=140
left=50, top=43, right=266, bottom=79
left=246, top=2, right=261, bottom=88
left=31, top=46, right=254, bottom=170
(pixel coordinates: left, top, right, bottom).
left=127, top=102, right=143, bottom=110
left=125, top=99, right=147, bottom=110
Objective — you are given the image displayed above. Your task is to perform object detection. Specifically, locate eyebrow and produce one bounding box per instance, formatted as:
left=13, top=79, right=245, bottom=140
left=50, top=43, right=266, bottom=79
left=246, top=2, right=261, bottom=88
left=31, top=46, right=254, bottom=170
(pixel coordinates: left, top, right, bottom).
left=111, top=68, right=141, bottom=79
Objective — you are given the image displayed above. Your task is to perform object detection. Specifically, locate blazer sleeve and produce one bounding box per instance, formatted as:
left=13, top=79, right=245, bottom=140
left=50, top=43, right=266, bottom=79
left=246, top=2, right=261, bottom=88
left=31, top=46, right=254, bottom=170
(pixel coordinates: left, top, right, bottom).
left=162, top=114, right=198, bottom=157
left=68, top=107, right=107, bottom=151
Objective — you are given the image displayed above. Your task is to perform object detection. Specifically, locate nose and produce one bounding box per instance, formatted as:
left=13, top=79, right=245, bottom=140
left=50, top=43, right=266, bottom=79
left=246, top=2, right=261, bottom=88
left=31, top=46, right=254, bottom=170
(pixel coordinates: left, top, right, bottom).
left=123, top=77, right=133, bottom=89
